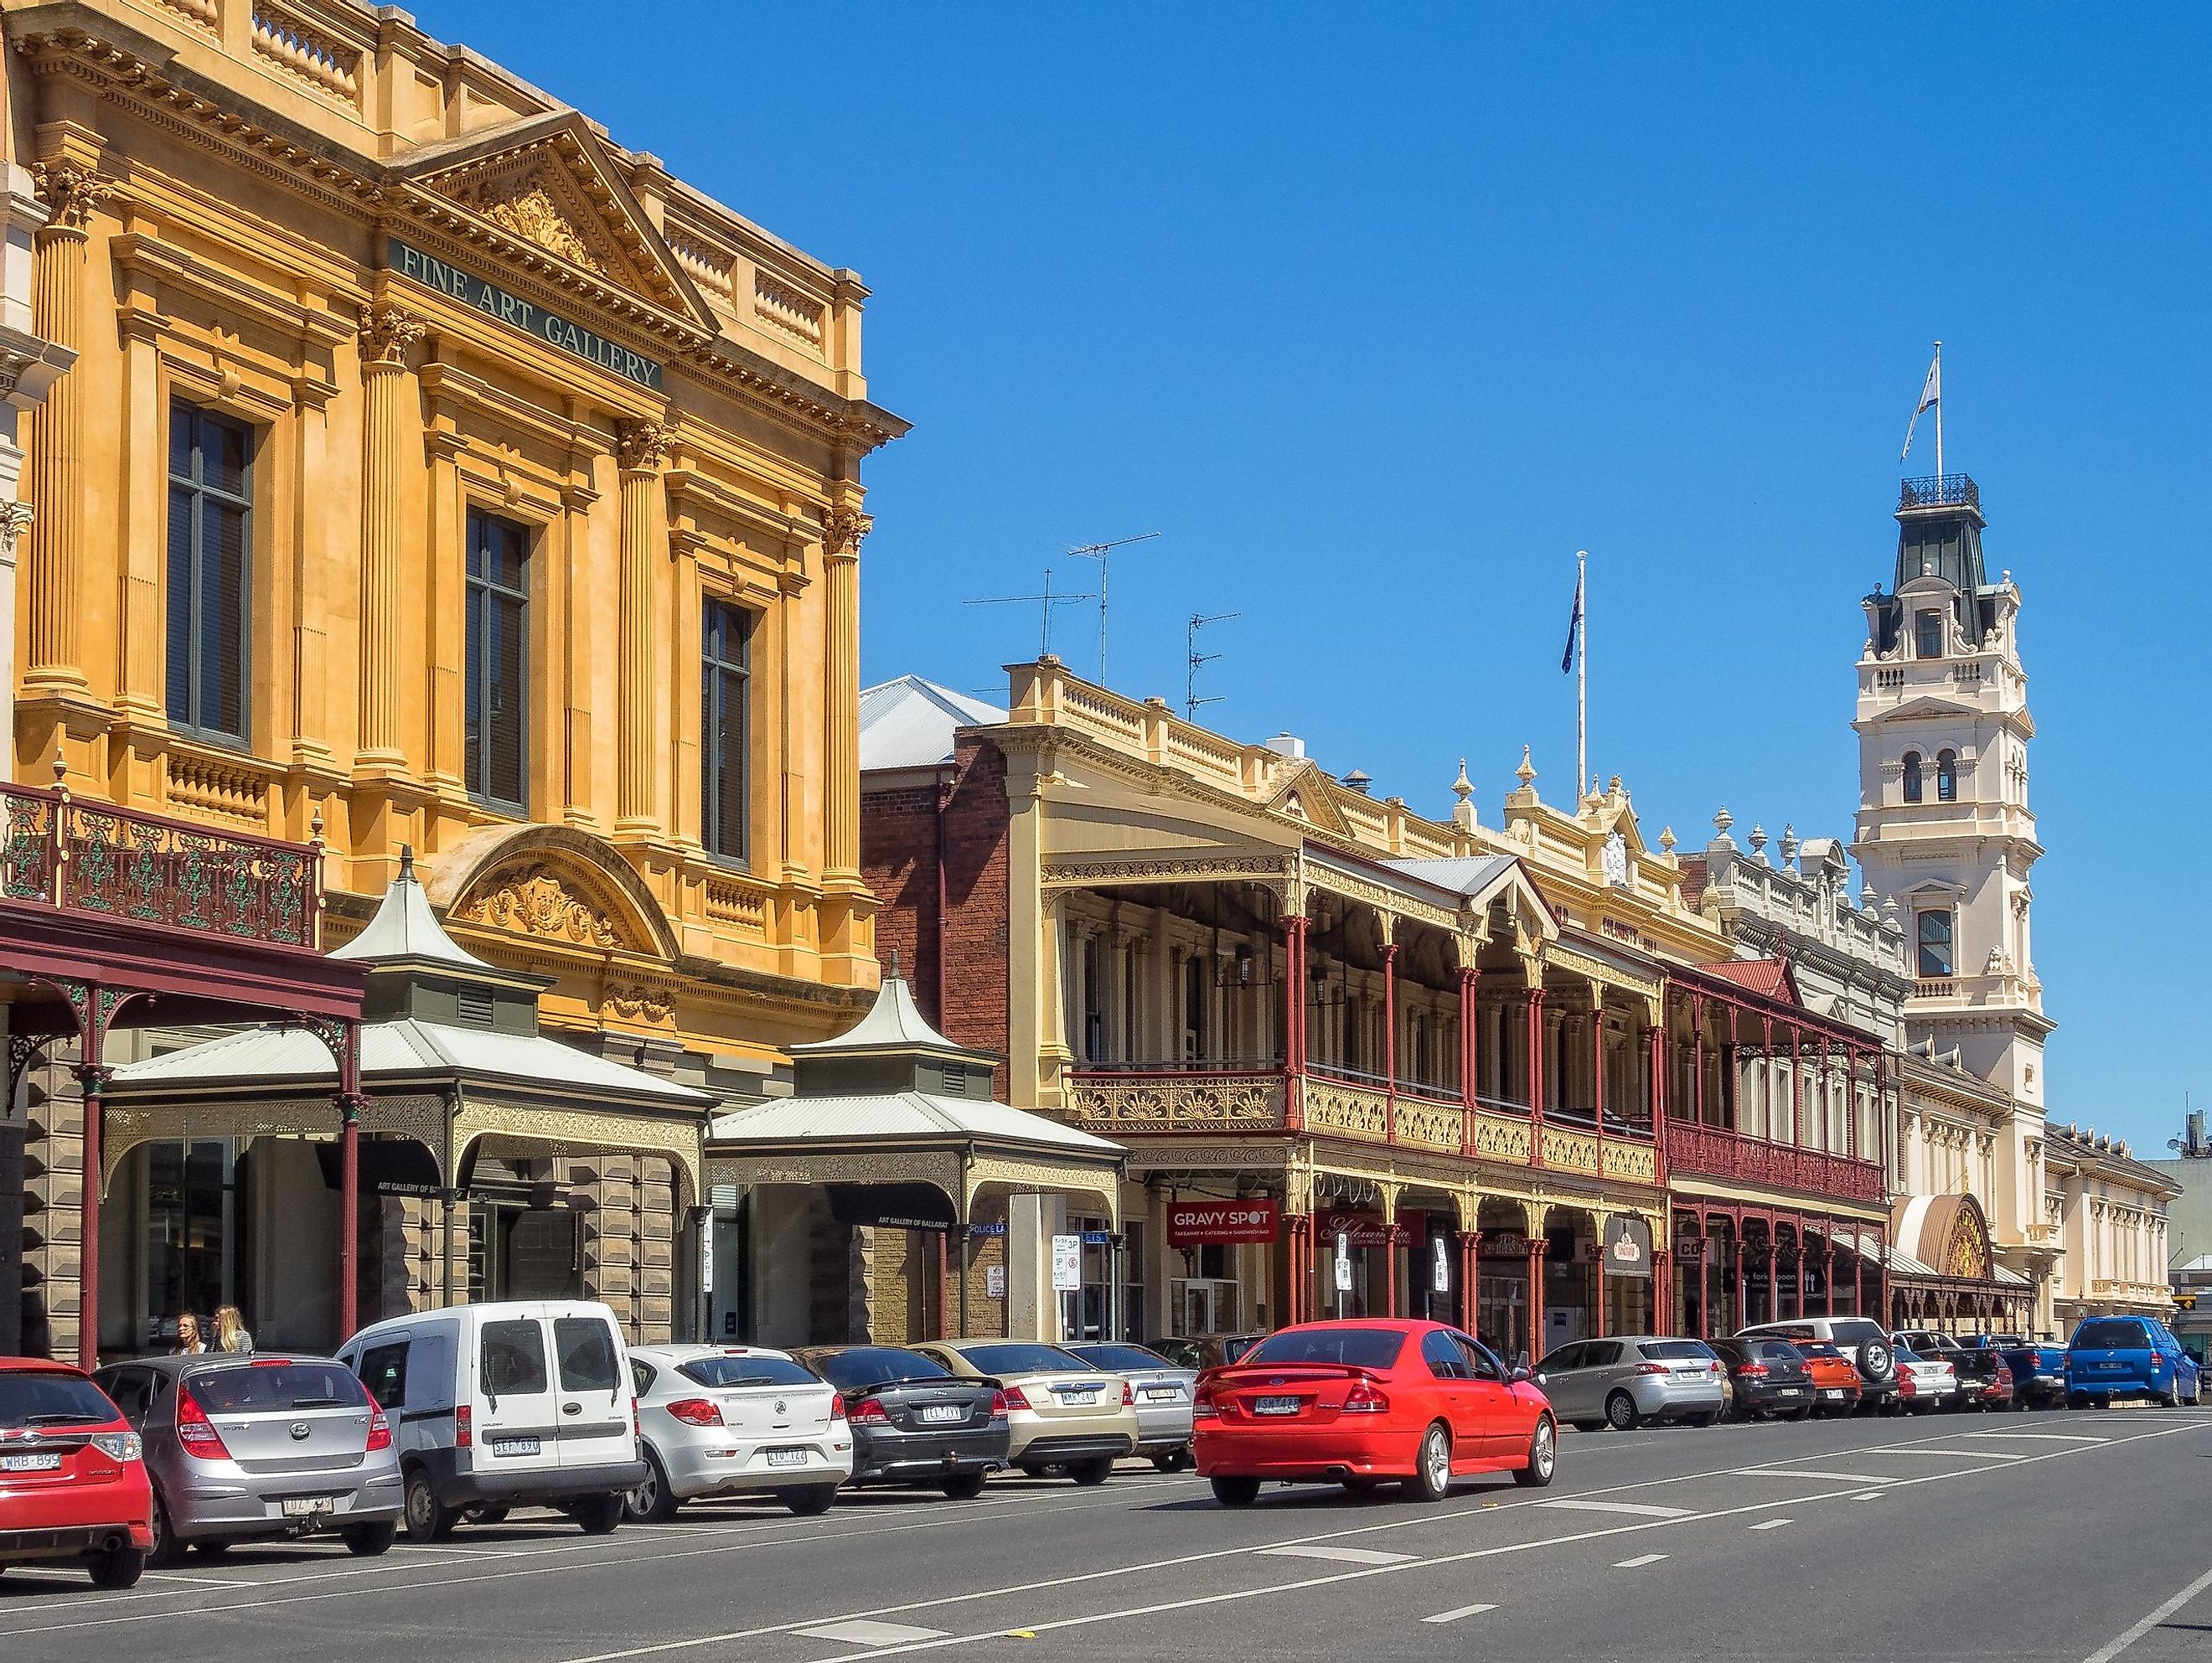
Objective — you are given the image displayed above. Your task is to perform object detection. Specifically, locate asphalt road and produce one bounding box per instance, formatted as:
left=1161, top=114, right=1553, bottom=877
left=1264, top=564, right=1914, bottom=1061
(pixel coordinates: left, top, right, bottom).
left=4, top=1405, right=2209, bottom=1663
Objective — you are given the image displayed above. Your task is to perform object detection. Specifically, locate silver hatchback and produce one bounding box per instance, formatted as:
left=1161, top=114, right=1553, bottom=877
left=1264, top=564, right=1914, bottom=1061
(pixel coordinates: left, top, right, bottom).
left=1532, top=1336, right=1727, bottom=1431
left=96, top=1355, right=403, bottom=1564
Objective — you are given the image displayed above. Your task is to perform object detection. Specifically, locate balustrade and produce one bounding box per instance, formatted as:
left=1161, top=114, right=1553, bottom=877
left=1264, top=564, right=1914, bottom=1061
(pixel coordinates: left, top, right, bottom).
left=1667, top=1118, right=1884, bottom=1204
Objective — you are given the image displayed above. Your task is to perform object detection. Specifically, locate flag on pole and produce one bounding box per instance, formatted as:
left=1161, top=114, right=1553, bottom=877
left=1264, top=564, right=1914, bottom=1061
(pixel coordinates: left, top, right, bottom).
left=1561, top=568, right=1583, bottom=674
left=1900, top=345, right=1941, bottom=462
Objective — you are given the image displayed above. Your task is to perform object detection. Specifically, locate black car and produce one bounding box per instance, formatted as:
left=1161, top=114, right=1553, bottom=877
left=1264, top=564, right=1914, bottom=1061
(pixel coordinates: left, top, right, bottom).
left=790, top=1345, right=1010, bottom=1499
left=1710, top=1337, right=1816, bottom=1420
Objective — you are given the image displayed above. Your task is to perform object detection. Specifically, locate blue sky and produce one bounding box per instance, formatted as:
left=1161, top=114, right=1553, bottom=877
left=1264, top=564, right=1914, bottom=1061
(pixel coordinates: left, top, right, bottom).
left=453, top=3, right=2209, bottom=1152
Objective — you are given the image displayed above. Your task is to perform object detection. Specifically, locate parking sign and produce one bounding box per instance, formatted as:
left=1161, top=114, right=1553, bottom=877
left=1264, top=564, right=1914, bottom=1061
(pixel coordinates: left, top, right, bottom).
left=1052, top=1233, right=1082, bottom=1292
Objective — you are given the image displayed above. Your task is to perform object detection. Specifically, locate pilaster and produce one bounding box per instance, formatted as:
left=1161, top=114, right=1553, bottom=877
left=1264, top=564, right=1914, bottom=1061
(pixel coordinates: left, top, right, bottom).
left=614, top=418, right=668, bottom=837
left=354, top=306, right=423, bottom=772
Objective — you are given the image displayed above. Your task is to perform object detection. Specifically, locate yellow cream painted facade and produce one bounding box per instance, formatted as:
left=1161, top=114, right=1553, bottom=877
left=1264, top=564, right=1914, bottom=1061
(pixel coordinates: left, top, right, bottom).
left=4, top=0, right=903, bottom=1069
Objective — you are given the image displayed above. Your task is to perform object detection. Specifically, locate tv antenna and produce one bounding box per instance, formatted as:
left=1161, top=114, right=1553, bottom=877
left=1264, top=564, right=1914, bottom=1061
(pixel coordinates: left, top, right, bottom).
left=1066, top=531, right=1161, bottom=685
left=1186, top=611, right=1238, bottom=722
left=963, top=566, right=1094, bottom=659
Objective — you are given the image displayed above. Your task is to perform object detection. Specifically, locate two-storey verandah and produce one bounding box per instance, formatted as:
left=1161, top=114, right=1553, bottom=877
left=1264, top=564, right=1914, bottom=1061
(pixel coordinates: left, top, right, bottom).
left=1660, top=958, right=1894, bottom=1340
left=1055, top=845, right=1672, bottom=1361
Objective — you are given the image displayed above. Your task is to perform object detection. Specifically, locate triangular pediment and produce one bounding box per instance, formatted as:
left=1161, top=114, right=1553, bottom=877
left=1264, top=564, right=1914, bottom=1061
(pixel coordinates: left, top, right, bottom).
left=1887, top=695, right=1977, bottom=721
left=1266, top=762, right=1354, bottom=839
left=399, top=112, right=712, bottom=327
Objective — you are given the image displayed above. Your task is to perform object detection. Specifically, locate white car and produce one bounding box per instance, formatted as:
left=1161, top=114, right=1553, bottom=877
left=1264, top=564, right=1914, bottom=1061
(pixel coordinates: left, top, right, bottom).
left=1889, top=1346, right=1959, bottom=1414
left=626, top=1345, right=852, bottom=1520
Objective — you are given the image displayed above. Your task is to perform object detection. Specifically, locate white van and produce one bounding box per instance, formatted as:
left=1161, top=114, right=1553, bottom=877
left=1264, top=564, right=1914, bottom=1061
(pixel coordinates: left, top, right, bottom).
left=339, top=1300, right=648, bottom=1542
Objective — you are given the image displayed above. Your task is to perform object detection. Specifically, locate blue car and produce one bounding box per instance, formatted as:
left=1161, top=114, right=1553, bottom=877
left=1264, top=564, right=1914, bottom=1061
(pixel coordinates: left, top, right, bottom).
left=2065, top=1315, right=2201, bottom=1408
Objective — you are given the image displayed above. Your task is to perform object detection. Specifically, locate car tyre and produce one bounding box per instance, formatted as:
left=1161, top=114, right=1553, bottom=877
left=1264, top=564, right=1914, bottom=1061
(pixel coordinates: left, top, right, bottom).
left=1406, top=1422, right=1452, bottom=1503
left=573, top=1493, right=623, bottom=1536
left=1210, top=1475, right=1261, bottom=1508
left=1068, top=1457, right=1115, bottom=1487
left=86, top=1543, right=146, bottom=1590
left=941, top=1471, right=988, bottom=1500
left=1782, top=1407, right=1812, bottom=1423
left=625, top=1449, right=680, bottom=1524
left=342, top=1522, right=396, bottom=1557
left=1150, top=1447, right=1194, bottom=1474
left=1512, top=1416, right=1558, bottom=1488
left=194, top=1541, right=231, bottom=1558
left=146, top=1495, right=186, bottom=1570
left=1570, top=1419, right=1604, bottom=1433
left=1685, top=1411, right=1720, bottom=1428
left=461, top=1504, right=509, bottom=1526
left=1605, top=1392, right=1640, bottom=1433
left=1015, top=1464, right=1046, bottom=1480
left=402, top=1467, right=457, bottom=1544
left=783, top=1485, right=838, bottom=1516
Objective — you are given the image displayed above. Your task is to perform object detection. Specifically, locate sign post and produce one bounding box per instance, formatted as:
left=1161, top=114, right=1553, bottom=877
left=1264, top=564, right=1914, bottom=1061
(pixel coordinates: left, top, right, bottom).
left=1334, top=1230, right=1352, bottom=1316
left=1052, top=1233, right=1081, bottom=1340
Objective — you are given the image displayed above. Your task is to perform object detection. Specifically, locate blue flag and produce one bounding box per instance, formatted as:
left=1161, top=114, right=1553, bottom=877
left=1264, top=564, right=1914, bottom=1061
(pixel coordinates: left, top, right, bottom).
left=1561, top=571, right=1582, bottom=674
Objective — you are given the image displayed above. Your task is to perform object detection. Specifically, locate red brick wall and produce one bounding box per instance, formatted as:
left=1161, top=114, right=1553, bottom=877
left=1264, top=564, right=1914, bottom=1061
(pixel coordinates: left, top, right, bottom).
left=861, top=736, right=1012, bottom=1100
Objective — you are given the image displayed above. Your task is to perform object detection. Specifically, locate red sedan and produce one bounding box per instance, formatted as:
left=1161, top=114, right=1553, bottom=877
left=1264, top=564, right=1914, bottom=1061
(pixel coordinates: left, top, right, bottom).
left=1193, top=1320, right=1557, bottom=1505
left=0, top=1357, right=153, bottom=1588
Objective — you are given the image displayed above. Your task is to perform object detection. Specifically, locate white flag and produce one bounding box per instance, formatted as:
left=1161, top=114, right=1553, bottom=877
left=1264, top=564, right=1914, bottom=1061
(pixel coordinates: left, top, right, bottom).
left=1901, top=344, right=1941, bottom=462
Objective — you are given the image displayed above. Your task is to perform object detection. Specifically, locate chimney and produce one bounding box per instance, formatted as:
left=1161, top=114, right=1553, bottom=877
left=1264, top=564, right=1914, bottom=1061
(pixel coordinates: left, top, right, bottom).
left=1342, top=770, right=1372, bottom=795
left=1264, top=734, right=1306, bottom=761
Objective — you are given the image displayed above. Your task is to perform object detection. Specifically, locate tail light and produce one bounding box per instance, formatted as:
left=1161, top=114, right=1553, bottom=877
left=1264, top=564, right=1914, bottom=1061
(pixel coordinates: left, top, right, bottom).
left=365, top=1396, right=393, bottom=1454
left=455, top=1404, right=473, bottom=1449
left=999, top=1386, right=1031, bottom=1413
left=1735, top=1363, right=1768, bottom=1380
left=830, top=1395, right=849, bottom=1423
left=667, top=1398, right=725, bottom=1428
left=1191, top=1388, right=1217, bottom=1420
left=175, top=1387, right=231, bottom=1462
left=90, top=1432, right=142, bottom=1464
left=1342, top=1379, right=1389, bottom=1414
left=633, top=1403, right=643, bottom=1440
left=845, top=1397, right=891, bottom=1425
left=1632, top=1363, right=1667, bottom=1376
left=989, top=1390, right=1010, bottom=1421
left=1120, top=1382, right=1134, bottom=1408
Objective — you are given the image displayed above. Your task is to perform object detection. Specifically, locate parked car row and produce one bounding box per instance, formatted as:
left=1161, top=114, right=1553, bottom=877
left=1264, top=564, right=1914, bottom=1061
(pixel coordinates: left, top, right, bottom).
left=2, top=1300, right=1205, bottom=1591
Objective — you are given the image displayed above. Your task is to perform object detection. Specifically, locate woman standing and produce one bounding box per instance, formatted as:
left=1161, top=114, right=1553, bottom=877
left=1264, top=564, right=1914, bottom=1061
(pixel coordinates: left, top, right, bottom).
left=170, top=1313, right=209, bottom=1355
left=214, top=1305, right=254, bottom=1354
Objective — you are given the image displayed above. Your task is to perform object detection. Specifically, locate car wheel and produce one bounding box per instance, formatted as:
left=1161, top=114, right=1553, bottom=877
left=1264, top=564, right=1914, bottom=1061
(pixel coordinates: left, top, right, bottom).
left=1512, top=1417, right=1558, bottom=1489
left=146, top=1495, right=186, bottom=1570
left=1210, top=1474, right=1261, bottom=1507
left=86, top=1543, right=145, bottom=1590
left=625, top=1449, right=680, bottom=1524
left=1151, top=1448, right=1193, bottom=1474
left=783, top=1485, right=838, bottom=1517
left=1782, top=1407, right=1811, bottom=1423
left=1406, top=1422, right=1452, bottom=1503
left=941, top=1471, right=988, bottom=1500
left=1570, top=1420, right=1604, bottom=1433
left=403, top=1468, right=457, bottom=1543
left=461, top=1504, right=509, bottom=1526
left=1015, top=1464, right=1046, bottom=1480
left=342, top=1522, right=396, bottom=1557
left=1686, top=1411, right=1719, bottom=1429
left=573, top=1493, right=623, bottom=1536
left=2067, top=1394, right=2089, bottom=1411
left=1605, top=1392, right=1640, bottom=1433
left=1068, top=1457, right=1114, bottom=1487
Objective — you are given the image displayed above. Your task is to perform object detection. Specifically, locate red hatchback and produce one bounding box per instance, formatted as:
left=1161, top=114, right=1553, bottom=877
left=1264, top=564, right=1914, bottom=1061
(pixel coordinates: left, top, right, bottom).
left=0, top=1358, right=153, bottom=1588
left=1193, top=1320, right=1556, bottom=1505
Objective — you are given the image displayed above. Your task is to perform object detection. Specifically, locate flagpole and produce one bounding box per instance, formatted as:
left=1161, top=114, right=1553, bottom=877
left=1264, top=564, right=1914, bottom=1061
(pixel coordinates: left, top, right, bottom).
left=1932, top=340, right=1943, bottom=487
left=1576, top=549, right=1588, bottom=797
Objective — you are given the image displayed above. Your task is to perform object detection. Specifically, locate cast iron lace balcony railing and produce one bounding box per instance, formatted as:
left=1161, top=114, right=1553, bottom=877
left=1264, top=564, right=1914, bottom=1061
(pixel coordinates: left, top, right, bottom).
left=1899, top=473, right=1979, bottom=511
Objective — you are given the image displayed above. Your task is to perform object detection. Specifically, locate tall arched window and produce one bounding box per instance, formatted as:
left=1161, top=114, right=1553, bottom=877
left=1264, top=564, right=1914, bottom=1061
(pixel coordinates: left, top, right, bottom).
left=1936, top=749, right=1958, bottom=802
left=1902, top=751, right=1924, bottom=803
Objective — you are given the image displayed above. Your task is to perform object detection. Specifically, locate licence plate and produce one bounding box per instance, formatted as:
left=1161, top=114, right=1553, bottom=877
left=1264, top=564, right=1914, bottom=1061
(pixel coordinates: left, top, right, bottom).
left=1057, top=1390, right=1100, bottom=1405
left=281, top=1496, right=331, bottom=1518
left=1, top=1452, right=60, bottom=1473
left=765, top=1449, right=808, bottom=1469
left=1821, top=1389, right=1844, bottom=1400
left=1252, top=1396, right=1299, bottom=1416
left=1776, top=1387, right=1802, bottom=1397
left=490, top=1436, right=540, bottom=1457
left=1144, top=1387, right=1181, bottom=1401
left=917, top=1405, right=964, bottom=1424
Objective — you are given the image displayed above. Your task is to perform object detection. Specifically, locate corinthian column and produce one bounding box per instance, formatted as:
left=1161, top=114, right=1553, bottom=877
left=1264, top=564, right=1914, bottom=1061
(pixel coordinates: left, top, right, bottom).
left=21, top=160, right=107, bottom=697
left=615, top=419, right=668, bottom=834
left=822, top=504, right=869, bottom=881
left=356, top=307, right=424, bottom=767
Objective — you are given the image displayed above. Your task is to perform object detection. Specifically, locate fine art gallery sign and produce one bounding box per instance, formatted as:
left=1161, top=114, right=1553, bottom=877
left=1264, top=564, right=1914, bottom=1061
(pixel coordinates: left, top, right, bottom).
left=387, top=238, right=664, bottom=390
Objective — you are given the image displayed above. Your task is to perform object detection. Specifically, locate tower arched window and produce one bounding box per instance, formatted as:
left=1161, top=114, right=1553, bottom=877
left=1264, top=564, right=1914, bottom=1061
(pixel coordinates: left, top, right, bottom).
left=1902, top=751, right=1924, bottom=803
left=1936, top=749, right=1958, bottom=802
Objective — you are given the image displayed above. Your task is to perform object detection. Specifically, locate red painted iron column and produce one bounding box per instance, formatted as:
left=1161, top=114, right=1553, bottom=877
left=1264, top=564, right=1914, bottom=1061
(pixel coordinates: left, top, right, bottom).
left=1458, top=967, right=1481, bottom=1154
left=1526, top=1236, right=1546, bottom=1362
left=75, top=1059, right=108, bottom=1373
left=1459, top=1230, right=1481, bottom=1333
left=1591, top=995, right=1605, bottom=1169
left=1282, top=914, right=1308, bottom=1132
left=1698, top=1219, right=1713, bottom=1340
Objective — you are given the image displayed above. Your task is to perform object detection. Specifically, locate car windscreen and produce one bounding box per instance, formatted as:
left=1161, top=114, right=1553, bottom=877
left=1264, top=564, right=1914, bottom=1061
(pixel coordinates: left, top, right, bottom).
left=2075, top=1319, right=2150, bottom=1351
left=1246, top=1329, right=1407, bottom=1370
left=189, top=1362, right=368, bottom=1413
left=1636, top=1340, right=1713, bottom=1361
left=959, top=1344, right=1095, bottom=1376
left=808, top=1348, right=951, bottom=1391
left=1070, top=1345, right=1172, bottom=1372
left=0, top=1371, right=120, bottom=1428
left=677, top=1355, right=819, bottom=1390
left=1755, top=1342, right=1806, bottom=1362
left=1826, top=1320, right=1888, bottom=1345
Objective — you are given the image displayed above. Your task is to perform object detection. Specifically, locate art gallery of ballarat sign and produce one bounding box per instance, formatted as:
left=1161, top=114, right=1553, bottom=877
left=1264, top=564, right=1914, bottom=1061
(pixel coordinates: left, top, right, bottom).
left=387, top=239, right=664, bottom=390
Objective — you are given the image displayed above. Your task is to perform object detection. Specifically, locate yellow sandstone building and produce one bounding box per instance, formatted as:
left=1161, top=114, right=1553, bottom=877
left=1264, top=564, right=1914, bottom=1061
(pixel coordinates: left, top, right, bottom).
left=3, top=0, right=901, bottom=1355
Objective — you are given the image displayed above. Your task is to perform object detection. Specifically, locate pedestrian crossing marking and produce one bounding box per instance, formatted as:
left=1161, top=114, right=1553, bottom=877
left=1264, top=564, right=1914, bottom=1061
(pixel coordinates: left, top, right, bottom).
left=1539, top=1498, right=1695, bottom=1518
left=1614, top=1553, right=1668, bottom=1568
left=797, top=1621, right=953, bottom=1646
left=1257, top=1545, right=1417, bottom=1565
left=1423, top=1603, right=1499, bottom=1624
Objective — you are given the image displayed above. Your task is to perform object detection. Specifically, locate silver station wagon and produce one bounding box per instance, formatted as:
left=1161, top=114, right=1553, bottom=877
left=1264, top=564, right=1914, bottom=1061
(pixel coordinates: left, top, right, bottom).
left=96, top=1354, right=403, bottom=1563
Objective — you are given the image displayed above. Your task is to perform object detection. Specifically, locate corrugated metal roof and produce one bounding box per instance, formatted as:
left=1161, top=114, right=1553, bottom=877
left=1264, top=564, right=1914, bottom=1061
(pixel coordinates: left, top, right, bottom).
left=711, top=1091, right=1121, bottom=1157
left=107, top=1017, right=712, bottom=1104
left=859, top=676, right=1005, bottom=773
left=790, top=972, right=975, bottom=1057
left=330, top=856, right=494, bottom=968
left=1701, top=957, right=1794, bottom=1001
left=1386, top=853, right=1520, bottom=899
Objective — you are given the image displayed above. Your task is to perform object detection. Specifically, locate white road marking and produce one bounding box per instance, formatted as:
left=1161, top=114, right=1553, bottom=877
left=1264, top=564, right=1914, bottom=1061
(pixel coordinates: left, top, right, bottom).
left=2079, top=1559, right=2212, bottom=1663
left=1748, top=1518, right=1792, bottom=1531
left=1422, top=1602, right=1497, bottom=1624
left=1967, top=1431, right=2108, bottom=1444
left=1539, top=1498, right=1695, bottom=1518
left=1851, top=1491, right=1884, bottom=1500
left=142, top=1572, right=261, bottom=1588
left=798, top=1622, right=952, bottom=1646
left=1736, top=1468, right=1901, bottom=1484
left=1614, top=1553, right=1668, bottom=1568
left=1256, top=1545, right=1415, bottom=1566
left=1876, top=1448, right=2023, bottom=1461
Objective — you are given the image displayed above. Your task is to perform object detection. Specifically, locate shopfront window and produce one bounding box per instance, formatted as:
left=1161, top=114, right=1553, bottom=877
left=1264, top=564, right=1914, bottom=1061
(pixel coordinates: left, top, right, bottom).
left=144, top=1140, right=240, bottom=1350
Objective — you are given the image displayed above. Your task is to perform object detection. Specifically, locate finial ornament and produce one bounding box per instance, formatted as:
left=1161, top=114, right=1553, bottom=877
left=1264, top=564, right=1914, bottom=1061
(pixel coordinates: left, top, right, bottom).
left=1748, top=823, right=1769, bottom=860
left=51, top=742, right=67, bottom=787
left=1659, top=825, right=1676, bottom=853
left=398, top=844, right=416, bottom=881
left=1780, top=823, right=1800, bottom=865
left=1452, top=758, right=1473, bottom=804
left=1515, top=746, right=1536, bottom=787
left=1713, top=807, right=1733, bottom=834
left=888, top=947, right=902, bottom=978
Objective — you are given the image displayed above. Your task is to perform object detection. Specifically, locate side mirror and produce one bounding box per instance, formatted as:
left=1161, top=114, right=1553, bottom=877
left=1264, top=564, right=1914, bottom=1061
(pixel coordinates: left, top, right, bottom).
left=1512, top=1366, right=1534, bottom=1384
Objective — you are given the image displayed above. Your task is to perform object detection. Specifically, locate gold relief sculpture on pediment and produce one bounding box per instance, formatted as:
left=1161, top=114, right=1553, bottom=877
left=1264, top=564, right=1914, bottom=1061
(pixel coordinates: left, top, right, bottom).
left=456, top=862, right=634, bottom=952
left=483, top=183, right=602, bottom=272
